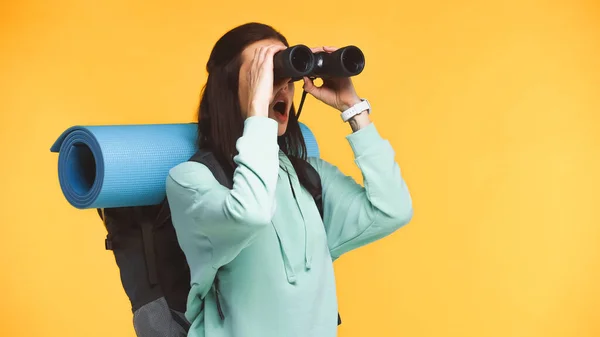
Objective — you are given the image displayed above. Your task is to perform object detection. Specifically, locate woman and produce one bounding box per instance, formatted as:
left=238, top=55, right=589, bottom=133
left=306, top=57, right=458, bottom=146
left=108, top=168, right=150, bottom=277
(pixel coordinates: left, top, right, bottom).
left=166, top=22, right=413, bottom=337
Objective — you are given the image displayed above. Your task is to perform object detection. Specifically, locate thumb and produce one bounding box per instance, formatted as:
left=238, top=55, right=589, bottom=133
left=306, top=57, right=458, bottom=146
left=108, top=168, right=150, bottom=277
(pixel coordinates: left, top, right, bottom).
left=303, top=77, right=320, bottom=96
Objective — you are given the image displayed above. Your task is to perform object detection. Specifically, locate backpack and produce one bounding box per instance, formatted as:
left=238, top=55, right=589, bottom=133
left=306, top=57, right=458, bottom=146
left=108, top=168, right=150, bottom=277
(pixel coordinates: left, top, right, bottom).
left=97, top=149, right=341, bottom=337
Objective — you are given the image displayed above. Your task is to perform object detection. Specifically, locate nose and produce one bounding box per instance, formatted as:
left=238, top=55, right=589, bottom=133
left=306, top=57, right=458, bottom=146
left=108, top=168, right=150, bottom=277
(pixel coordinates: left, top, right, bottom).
left=274, top=79, right=289, bottom=94
left=273, top=83, right=288, bottom=98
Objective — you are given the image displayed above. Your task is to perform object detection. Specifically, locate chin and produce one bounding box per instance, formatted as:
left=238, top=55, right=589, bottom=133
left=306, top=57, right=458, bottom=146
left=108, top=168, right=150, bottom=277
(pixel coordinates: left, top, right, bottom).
left=277, top=124, right=288, bottom=137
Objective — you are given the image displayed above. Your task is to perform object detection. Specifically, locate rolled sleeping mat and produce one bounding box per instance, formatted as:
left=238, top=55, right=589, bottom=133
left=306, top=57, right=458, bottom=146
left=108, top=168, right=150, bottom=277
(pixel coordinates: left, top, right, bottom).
left=50, top=122, right=320, bottom=209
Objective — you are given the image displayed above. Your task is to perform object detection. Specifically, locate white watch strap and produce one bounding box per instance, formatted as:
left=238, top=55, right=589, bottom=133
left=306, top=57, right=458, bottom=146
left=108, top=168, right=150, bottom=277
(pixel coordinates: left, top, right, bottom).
left=340, top=99, right=370, bottom=122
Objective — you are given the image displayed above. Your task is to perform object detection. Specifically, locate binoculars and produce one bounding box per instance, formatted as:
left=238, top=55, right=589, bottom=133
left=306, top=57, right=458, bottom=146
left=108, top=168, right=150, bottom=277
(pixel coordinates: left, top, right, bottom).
left=273, top=45, right=365, bottom=80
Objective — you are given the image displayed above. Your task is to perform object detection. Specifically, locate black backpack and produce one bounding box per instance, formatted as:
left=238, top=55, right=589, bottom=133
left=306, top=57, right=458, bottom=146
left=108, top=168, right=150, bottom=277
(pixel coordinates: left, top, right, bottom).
left=97, top=149, right=340, bottom=337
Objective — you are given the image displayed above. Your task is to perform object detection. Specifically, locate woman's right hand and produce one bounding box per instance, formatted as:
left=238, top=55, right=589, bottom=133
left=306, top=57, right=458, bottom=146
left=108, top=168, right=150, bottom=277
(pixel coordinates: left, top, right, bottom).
left=246, top=44, right=287, bottom=117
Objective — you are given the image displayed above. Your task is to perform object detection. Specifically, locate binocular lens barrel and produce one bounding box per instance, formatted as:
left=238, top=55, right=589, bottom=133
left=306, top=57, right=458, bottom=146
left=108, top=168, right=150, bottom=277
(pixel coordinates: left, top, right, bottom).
left=340, top=46, right=365, bottom=76
left=273, top=45, right=365, bottom=80
left=313, top=45, right=365, bottom=78
left=273, top=45, right=315, bottom=79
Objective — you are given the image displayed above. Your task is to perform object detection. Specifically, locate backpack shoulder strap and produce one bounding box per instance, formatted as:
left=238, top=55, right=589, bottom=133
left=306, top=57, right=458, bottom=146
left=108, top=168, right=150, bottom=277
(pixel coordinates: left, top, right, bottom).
left=305, top=160, right=323, bottom=218
left=294, top=158, right=324, bottom=219
left=152, top=150, right=232, bottom=226
left=188, top=150, right=233, bottom=189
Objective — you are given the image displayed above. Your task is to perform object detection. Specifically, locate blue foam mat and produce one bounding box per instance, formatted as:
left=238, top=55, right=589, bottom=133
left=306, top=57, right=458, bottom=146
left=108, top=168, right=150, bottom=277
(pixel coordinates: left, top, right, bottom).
left=51, top=122, right=319, bottom=209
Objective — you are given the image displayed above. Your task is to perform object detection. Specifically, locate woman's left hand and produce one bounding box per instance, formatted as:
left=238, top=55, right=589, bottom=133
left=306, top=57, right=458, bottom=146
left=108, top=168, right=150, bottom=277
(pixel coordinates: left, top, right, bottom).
left=302, top=46, right=362, bottom=112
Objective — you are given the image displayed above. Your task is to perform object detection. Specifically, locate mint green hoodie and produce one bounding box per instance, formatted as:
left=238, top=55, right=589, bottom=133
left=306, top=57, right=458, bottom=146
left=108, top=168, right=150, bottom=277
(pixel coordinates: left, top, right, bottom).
left=165, top=116, right=413, bottom=337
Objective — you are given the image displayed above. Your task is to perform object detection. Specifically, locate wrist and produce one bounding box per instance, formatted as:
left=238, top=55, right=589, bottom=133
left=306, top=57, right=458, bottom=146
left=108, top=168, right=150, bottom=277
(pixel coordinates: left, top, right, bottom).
left=248, top=103, right=268, bottom=118
left=348, top=111, right=371, bottom=132
left=339, top=96, right=362, bottom=112
left=340, top=98, right=371, bottom=125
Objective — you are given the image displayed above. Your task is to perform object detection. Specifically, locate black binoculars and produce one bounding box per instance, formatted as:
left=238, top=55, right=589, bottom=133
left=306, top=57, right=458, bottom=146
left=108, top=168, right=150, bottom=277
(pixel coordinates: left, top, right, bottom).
left=273, top=45, right=365, bottom=80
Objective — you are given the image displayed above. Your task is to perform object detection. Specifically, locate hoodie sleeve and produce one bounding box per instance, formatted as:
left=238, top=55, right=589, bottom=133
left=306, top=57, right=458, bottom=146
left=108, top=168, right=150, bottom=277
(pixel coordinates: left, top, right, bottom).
left=307, top=122, right=413, bottom=260
left=165, top=116, right=280, bottom=269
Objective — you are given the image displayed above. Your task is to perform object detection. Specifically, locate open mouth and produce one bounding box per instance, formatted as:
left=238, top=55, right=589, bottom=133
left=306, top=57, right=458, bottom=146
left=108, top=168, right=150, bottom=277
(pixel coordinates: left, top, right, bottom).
left=273, top=101, right=287, bottom=115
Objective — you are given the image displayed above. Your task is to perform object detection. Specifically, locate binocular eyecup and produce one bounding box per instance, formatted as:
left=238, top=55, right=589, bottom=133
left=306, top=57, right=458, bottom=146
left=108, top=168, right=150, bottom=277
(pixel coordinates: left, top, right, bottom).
left=273, top=45, right=365, bottom=80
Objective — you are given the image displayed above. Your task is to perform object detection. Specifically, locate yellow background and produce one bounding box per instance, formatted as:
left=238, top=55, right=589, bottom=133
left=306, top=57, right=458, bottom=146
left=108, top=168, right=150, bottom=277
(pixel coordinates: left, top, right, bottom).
left=1, top=0, right=599, bottom=336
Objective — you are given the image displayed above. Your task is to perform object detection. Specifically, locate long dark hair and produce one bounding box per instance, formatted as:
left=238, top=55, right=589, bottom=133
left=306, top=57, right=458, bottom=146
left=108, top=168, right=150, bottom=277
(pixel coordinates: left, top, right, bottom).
left=197, top=22, right=314, bottom=193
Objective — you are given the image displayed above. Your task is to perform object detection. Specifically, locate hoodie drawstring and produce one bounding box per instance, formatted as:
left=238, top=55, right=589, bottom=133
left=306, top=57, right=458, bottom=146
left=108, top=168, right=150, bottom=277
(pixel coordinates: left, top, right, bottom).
left=271, top=220, right=297, bottom=284
left=282, top=162, right=313, bottom=272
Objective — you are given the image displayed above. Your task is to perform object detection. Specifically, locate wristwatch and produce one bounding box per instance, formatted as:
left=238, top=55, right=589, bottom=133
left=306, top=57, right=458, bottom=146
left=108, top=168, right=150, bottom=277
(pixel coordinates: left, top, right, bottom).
left=340, top=99, right=371, bottom=122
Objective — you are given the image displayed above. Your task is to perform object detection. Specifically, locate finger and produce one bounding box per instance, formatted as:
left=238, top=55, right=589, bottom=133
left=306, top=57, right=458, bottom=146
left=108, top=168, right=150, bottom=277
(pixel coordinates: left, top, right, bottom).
left=253, top=46, right=261, bottom=59
left=250, top=47, right=260, bottom=68
left=323, top=46, right=338, bottom=52
left=248, top=48, right=260, bottom=83
left=258, top=45, right=286, bottom=71
left=272, top=44, right=288, bottom=52
left=256, top=46, right=269, bottom=66
left=302, top=77, right=319, bottom=94
left=310, top=46, right=325, bottom=53
left=303, top=77, right=327, bottom=101
left=264, top=44, right=287, bottom=63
